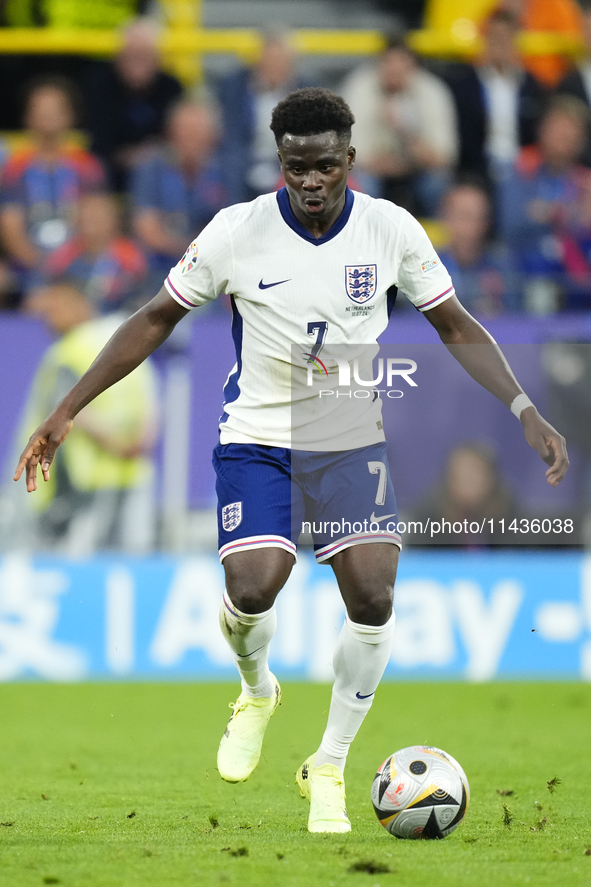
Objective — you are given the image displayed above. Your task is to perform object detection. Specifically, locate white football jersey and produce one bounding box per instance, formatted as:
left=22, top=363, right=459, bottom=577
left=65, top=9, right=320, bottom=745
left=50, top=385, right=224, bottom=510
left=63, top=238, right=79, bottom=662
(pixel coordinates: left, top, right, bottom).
left=165, top=187, right=455, bottom=449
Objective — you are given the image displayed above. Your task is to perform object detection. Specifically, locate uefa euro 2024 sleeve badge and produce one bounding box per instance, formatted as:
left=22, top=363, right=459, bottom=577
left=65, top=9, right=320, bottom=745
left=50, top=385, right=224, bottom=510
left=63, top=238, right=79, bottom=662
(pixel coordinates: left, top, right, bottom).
left=345, top=264, right=377, bottom=303
left=222, top=501, right=242, bottom=532
left=180, top=241, right=199, bottom=274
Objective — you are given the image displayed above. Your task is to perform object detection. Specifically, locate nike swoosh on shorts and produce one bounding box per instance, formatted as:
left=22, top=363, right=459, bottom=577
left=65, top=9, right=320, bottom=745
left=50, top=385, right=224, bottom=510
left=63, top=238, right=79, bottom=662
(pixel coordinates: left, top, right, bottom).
left=369, top=512, right=397, bottom=523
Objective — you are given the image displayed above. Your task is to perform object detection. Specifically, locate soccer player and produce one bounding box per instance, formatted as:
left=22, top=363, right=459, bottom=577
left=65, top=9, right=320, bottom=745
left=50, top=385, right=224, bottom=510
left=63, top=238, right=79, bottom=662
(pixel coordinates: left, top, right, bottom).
left=15, top=88, right=568, bottom=834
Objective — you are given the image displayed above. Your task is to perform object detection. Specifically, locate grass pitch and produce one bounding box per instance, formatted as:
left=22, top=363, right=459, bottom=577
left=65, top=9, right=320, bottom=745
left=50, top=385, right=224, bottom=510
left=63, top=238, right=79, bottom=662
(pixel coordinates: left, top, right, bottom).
left=0, top=682, right=589, bottom=887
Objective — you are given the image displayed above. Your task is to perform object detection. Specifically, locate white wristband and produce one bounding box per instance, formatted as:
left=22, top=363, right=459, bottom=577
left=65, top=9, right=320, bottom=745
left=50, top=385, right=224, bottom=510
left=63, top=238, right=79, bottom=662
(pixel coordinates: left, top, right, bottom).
left=510, top=393, right=534, bottom=419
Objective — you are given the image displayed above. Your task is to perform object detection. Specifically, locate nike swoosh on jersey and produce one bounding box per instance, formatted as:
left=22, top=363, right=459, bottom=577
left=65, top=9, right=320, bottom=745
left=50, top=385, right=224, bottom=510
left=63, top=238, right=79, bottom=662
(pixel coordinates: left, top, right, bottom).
left=356, top=691, right=375, bottom=699
left=370, top=512, right=397, bottom=523
left=258, top=278, right=291, bottom=289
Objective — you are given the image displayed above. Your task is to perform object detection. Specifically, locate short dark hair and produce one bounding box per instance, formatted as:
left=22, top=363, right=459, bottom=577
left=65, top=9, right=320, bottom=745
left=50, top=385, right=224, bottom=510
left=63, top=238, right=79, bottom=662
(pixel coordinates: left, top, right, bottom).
left=543, top=94, right=591, bottom=128
left=270, top=87, right=355, bottom=143
left=449, top=171, right=493, bottom=199
left=485, top=8, right=520, bottom=29
left=384, top=32, right=413, bottom=54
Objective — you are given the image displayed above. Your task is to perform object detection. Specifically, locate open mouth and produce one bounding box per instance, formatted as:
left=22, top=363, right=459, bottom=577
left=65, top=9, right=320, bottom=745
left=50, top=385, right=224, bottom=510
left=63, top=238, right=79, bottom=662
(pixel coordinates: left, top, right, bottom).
left=304, top=198, right=324, bottom=212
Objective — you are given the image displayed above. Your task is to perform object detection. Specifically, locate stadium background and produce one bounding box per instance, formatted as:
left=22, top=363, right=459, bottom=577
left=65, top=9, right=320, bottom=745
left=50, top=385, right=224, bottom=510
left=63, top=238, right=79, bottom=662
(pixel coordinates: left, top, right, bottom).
left=0, top=6, right=590, bottom=887
left=0, top=0, right=590, bottom=681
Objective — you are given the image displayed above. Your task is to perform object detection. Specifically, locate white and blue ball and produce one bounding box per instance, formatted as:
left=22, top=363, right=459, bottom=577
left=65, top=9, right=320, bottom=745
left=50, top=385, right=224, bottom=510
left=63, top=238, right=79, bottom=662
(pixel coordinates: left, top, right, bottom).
left=371, top=746, right=470, bottom=839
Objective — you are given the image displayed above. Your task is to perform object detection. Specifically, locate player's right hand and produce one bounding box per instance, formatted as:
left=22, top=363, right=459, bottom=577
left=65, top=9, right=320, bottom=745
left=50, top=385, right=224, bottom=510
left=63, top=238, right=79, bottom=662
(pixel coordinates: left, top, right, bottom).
left=13, top=414, right=74, bottom=492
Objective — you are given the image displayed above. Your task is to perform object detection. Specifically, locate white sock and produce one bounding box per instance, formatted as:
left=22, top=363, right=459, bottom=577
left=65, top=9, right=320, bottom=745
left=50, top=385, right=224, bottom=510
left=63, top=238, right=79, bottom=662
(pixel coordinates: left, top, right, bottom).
left=315, top=612, right=396, bottom=772
left=219, top=590, right=277, bottom=698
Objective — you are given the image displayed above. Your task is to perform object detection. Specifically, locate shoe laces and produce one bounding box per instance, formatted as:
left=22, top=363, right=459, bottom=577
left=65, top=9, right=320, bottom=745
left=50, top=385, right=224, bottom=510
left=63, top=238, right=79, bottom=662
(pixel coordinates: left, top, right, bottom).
left=318, top=765, right=344, bottom=786
left=329, top=774, right=346, bottom=796
left=229, top=695, right=268, bottom=714
left=229, top=699, right=250, bottom=714
left=317, top=767, right=347, bottom=803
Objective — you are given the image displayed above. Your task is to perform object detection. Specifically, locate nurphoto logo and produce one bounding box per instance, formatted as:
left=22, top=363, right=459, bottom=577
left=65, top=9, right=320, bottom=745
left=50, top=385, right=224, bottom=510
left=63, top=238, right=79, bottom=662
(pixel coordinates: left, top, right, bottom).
left=303, top=354, right=418, bottom=399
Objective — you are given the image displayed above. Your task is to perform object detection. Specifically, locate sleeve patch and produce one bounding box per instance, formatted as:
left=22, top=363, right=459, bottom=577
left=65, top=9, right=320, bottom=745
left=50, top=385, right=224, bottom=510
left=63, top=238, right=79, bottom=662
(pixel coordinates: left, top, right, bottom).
left=421, top=257, right=439, bottom=273
left=179, top=241, right=199, bottom=274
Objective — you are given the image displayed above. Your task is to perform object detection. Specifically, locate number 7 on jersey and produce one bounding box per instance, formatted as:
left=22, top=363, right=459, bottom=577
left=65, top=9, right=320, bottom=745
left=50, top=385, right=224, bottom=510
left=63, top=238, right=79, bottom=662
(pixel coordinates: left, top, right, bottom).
left=307, top=321, right=328, bottom=357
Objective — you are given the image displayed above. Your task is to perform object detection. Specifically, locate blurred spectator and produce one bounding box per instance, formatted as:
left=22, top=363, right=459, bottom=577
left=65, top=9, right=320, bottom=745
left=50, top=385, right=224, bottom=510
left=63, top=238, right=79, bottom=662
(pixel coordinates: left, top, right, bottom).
left=438, top=180, right=514, bottom=316
left=217, top=31, right=310, bottom=203
left=412, top=442, right=517, bottom=546
left=446, top=9, right=546, bottom=182
left=43, top=193, right=147, bottom=313
left=557, top=0, right=591, bottom=167
left=0, top=76, right=106, bottom=297
left=0, top=261, right=18, bottom=310
left=83, top=18, right=183, bottom=191
left=501, top=0, right=583, bottom=88
left=499, top=96, right=591, bottom=312
left=0, top=136, right=14, bottom=308
left=0, top=136, right=8, bottom=170
left=131, top=100, right=227, bottom=275
left=341, top=35, right=458, bottom=217
left=542, top=341, right=591, bottom=543
left=0, top=3, right=150, bottom=129
left=20, top=279, right=158, bottom=555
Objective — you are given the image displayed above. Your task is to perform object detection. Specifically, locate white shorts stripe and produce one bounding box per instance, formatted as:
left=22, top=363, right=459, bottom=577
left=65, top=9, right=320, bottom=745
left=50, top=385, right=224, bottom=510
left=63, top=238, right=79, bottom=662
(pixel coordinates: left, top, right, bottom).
left=315, top=531, right=402, bottom=563
left=219, top=534, right=297, bottom=563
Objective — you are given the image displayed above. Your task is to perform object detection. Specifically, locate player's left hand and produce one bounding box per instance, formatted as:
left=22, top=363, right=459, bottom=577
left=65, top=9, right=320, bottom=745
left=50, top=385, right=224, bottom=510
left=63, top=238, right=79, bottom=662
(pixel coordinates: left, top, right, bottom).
left=520, top=407, right=569, bottom=486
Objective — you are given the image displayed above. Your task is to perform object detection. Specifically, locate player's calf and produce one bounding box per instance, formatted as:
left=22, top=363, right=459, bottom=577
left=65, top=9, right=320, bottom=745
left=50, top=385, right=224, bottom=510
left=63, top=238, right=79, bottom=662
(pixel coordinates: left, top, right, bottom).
left=217, top=567, right=288, bottom=784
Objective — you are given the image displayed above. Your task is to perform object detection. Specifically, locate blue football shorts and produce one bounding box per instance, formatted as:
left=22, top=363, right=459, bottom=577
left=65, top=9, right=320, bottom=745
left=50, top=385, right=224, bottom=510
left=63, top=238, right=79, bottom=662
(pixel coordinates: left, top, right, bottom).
left=213, top=441, right=401, bottom=563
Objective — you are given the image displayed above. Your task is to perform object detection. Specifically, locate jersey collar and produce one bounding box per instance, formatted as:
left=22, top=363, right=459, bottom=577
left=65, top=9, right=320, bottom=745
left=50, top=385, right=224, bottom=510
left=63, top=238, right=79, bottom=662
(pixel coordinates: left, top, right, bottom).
left=276, top=186, right=354, bottom=245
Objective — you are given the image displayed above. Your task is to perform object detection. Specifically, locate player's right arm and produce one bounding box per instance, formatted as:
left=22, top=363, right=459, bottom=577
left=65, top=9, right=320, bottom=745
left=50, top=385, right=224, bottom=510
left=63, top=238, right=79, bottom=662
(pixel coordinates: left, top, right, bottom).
left=394, top=208, right=568, bottom=486
left=14, top=286, right=189, bottom=492
left=423, top=295, right=569, bottom=487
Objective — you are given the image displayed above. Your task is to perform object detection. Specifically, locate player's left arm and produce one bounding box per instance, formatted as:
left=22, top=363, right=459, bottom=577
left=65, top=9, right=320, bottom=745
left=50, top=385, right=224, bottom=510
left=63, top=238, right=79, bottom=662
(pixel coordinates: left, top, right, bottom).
left=423, top=295, right=569, bottom=486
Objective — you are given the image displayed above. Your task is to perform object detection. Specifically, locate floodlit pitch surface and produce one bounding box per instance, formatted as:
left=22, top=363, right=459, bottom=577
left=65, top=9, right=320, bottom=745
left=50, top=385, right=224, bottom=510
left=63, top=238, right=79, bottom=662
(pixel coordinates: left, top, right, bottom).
left=0, top=683, right=589, bottom=887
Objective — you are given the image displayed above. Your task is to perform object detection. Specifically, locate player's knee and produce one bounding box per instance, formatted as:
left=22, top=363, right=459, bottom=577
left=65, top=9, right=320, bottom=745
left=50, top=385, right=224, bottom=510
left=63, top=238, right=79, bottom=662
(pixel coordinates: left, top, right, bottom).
left=348, top=588, right=393, bottom=626
left=223, top=547, right=294, bottom=614
left=227, top=586, right=276, bottom=614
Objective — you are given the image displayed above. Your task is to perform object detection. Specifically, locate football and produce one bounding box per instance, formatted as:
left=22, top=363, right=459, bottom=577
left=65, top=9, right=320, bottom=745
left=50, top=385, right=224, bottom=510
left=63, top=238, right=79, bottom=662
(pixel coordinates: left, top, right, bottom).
left=371, top=745, right=470, bottom=839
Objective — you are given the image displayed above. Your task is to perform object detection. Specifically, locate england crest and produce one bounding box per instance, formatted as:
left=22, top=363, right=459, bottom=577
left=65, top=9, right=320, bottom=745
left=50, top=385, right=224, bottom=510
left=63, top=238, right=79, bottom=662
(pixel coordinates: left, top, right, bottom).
left=222, top=501, right=242, bottom=532
left=345, top=264, right=377, bottom=303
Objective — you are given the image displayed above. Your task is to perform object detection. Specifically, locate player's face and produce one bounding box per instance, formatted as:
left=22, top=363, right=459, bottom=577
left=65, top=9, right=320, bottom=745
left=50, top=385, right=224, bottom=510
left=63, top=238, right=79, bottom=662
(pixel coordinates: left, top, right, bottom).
left=278, top=132, right=355, bottom=232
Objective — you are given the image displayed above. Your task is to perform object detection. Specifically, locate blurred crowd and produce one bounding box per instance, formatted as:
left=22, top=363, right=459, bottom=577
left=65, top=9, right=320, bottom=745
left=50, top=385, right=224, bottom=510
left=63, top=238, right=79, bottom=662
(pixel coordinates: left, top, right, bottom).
left=0, top=5, right=590, bottom=320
